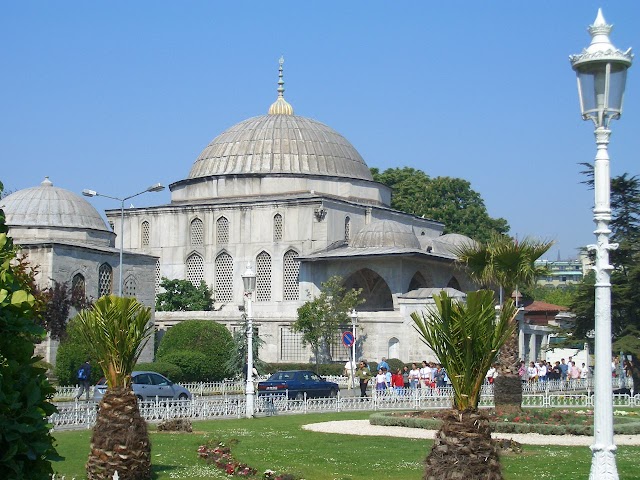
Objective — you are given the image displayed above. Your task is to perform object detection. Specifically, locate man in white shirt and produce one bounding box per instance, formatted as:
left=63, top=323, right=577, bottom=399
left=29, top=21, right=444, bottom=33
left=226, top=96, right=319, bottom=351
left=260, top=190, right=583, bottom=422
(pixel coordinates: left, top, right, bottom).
left=344, top=359, right=357, bottom=389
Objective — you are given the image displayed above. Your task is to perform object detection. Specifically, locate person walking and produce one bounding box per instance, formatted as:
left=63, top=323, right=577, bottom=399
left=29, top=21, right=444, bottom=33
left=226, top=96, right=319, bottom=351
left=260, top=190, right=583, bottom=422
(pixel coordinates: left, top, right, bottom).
left=356, top=361, right=371, bottom=397
left=75, top=359, right=91, bottom=401
left=344, top=359, right=357, bottom=390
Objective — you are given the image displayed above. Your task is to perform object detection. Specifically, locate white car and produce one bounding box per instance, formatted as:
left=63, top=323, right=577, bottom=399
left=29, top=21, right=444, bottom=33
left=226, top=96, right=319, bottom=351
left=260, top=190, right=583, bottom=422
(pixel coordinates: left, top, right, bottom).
left=93, top=371, right=192, bottom=402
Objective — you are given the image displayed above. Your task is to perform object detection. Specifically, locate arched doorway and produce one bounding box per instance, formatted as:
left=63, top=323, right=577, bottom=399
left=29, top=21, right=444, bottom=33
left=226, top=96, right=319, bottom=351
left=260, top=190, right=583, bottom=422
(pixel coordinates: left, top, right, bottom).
left=343, top=268, right=393, bottom=311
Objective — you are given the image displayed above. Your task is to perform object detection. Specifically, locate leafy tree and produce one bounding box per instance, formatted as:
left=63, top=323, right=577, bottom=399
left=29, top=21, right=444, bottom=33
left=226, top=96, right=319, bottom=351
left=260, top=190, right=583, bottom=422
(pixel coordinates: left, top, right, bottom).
left=293, top=276, right=363, bottom=370
left=454, top=234, right=552, bottom=413
left=156, top=320, right=233, bottom=381
left=522, top=284, right=578, bottom=308
left=0, top=192, right=61, bottom=479
left=155, top=277, right=214, bottom=311
left=411, top=290, right=517, bottom=479
left=75, top=295, right=154, bottom=479
left=371, top=167, right=509, bottom=243
left=55, top=318, right=103, bottom=385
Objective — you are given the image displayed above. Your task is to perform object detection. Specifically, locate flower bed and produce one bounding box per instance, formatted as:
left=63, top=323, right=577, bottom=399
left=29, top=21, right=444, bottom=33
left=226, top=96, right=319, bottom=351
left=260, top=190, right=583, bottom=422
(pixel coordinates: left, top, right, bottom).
left=370, top=409, right=640, bottom=436
left=197, top=439, right=301, bottom=479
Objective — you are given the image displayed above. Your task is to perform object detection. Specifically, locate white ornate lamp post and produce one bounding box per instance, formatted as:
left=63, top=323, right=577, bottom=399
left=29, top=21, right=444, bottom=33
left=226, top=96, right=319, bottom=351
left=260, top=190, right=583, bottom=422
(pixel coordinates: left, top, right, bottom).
left=241, top=263, right=257, bottom=418
left=570, top=9, right=632, bottom=479
left=349, top=309, right=358, bottom=389
left=82, top=183, right=165, bottom=296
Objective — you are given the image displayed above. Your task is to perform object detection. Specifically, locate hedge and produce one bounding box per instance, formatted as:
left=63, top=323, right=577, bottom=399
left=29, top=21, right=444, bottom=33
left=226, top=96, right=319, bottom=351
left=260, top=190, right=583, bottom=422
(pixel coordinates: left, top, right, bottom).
left=156, top=320, right=233, bottom=381
left=134, top=361, right=183, bottom=381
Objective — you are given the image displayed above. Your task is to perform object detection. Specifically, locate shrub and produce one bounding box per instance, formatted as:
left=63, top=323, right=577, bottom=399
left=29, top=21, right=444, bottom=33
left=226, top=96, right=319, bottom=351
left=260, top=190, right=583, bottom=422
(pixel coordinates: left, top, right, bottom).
left=0, top=212, right=60, bottom=478
left=55, top=317, right=103, bottom=385
left=156, top=320, right=233, bottom=381
left=159, top=351, right=211, bottom=382
left=135, top=361, right=183, bottom=380
left=386, top=358, right=405, bottom=373
left=262, top=363, right=344, bottom=376
left=157, top=419, right=192, bottom=432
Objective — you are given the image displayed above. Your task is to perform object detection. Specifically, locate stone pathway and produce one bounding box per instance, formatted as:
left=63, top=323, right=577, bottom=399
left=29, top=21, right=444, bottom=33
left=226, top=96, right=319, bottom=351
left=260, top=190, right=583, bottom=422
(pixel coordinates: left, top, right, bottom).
left=302, top=420, right=640, bottom=446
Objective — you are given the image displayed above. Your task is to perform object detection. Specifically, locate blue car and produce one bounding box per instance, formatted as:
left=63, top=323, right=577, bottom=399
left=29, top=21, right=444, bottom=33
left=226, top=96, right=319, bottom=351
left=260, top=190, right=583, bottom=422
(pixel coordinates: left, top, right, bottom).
left=257, top=370, right=339, bottom=400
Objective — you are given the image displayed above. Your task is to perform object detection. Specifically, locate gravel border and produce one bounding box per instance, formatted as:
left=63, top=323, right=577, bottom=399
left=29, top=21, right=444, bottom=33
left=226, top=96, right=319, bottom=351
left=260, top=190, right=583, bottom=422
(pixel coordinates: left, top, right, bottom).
left=302, top=420, right=640, bottom=446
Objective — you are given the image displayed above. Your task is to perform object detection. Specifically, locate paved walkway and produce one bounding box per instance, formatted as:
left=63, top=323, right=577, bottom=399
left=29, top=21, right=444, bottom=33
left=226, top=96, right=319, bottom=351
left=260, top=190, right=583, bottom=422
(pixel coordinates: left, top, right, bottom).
left=302, top=420, right=640, bottom=446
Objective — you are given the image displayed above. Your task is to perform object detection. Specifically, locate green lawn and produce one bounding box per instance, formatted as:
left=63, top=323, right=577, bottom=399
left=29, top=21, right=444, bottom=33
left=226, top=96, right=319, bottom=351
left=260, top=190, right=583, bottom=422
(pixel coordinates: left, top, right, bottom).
left=52, top=412, right=640, bottom=480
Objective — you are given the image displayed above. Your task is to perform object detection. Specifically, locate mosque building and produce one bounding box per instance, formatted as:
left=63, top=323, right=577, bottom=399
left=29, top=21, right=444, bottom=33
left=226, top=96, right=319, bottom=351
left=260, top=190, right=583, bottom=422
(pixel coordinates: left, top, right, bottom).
left=4, top=59, right=483, bottom=366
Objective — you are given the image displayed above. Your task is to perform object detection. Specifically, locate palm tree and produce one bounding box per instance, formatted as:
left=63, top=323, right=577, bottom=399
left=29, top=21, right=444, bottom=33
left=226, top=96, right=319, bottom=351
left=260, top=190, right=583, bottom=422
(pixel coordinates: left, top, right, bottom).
left=454, top=234, right=552, bottom=413
left=75, top=295, right=154, bottom=480
left=412, top=290, right=517, bottom=480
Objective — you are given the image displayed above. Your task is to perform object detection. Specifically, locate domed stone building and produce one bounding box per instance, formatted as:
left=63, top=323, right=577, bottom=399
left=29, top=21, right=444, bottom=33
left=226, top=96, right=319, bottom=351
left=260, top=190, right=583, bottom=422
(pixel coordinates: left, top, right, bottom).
left=111, top=59, right=476, bottom=364
left=2, top=177, right=156, bottom=364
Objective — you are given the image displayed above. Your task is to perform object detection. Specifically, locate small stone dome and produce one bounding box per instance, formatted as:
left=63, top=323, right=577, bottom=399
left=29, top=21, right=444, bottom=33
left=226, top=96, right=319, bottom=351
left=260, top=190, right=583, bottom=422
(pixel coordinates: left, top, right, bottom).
left=351, top=220, right=421, bottom=249
left=430, top=233, right=477, bottom=256
left=3, top=177, right=110, bottom=231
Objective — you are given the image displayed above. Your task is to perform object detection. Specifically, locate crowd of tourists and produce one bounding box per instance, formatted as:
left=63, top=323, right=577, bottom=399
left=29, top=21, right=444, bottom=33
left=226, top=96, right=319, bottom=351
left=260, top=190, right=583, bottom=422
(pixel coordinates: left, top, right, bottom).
left=516, top=357, right=589, bottom=384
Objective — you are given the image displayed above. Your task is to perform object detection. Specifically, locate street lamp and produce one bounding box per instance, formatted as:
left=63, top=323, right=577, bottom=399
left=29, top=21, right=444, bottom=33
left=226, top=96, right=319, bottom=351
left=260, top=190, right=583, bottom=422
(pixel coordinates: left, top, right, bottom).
left=349, top=309, right=358, bottom=390
left=82, top=183, right=165, bottom=296
left=241, top=263, right=257, bottom=418
left=570, top=9, right=632, bottom=479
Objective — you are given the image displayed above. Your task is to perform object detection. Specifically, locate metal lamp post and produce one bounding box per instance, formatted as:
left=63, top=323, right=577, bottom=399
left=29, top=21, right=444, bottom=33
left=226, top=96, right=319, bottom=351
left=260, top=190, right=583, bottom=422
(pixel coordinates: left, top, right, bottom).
left=82, top=183, right=165, bottom=296
left=241, top=263, right=257, bottom=418
left=570, top=9, right=632, bottom=479
left=349, top=309, right=358, bottom=389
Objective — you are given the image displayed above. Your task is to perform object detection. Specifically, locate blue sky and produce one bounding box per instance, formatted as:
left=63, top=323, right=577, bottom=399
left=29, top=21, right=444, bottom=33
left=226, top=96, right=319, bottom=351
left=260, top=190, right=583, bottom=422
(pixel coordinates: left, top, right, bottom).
left=2, top=2, right=639, bottom=261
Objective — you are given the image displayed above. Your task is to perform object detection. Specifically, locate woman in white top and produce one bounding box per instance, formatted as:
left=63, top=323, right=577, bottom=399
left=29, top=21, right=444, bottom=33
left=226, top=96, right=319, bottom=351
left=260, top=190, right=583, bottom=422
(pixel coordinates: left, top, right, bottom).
left=375, top=369, right=387, bottom=391
left=420, top=361, right=431, bottom=388
left=527, top=362, right=538, bottom=383
left=409, top=363, right=420, bottom=389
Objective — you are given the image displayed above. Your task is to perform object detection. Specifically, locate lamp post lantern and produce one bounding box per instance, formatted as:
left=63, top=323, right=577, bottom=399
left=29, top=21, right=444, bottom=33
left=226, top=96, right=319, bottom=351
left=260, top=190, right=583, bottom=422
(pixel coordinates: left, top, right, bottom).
left=570, top=9, right=632, bottom=479
left=82, top=183, right=165, bottom=297
left=349, top=309, right=358, bottom=390
left=241, top=263, right=257, bottom=418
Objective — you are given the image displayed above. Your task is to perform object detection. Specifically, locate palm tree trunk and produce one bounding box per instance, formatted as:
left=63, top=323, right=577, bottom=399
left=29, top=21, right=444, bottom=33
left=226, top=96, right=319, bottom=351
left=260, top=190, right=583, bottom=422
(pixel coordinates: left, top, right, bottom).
left=87, top=388, right=151, bottom=480
left=493, top=327, right=522, bottom=415
left=425, top=410, right=502, bottom=480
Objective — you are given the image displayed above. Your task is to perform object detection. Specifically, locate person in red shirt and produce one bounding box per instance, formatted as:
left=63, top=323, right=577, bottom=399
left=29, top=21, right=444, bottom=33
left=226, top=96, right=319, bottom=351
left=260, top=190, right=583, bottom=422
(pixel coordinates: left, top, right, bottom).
left=391, top=368, right=404, bottom=395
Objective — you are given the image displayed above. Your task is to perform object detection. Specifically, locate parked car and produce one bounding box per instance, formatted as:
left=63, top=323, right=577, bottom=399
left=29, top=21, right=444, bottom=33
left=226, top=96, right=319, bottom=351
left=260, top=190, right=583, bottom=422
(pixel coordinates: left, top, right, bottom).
left=257, top=370, right=339, bottom=400
left=93, top=371, right=192, bottom=402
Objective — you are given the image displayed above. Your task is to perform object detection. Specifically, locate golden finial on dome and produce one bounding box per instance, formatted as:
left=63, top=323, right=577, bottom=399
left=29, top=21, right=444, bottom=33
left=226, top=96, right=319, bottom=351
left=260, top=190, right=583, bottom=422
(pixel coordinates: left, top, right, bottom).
left=268, top=56, right=294, bottom=115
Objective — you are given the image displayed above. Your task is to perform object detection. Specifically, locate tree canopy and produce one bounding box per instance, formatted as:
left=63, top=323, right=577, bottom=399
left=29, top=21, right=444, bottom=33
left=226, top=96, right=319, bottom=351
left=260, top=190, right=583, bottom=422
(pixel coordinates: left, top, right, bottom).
left=155, top=277, right=214, bottom=311
left=371, top=167, right=509, bottom=243
left=293, top=276, right=363, bottom=368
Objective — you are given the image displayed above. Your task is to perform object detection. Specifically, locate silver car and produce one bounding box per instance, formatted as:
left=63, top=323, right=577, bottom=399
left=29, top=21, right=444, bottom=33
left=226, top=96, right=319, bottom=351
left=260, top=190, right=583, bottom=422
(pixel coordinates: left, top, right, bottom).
left=93, top=371, right=192, bottom=402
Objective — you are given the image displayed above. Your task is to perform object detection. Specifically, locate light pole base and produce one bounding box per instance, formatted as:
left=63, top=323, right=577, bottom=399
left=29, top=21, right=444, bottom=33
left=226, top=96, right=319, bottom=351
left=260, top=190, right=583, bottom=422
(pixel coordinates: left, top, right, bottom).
left=589, top=444, right=618, bottom=480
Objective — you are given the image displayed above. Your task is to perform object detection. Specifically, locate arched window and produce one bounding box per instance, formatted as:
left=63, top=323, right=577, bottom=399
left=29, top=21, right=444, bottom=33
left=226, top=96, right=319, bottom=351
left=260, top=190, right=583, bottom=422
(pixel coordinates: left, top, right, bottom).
left=216, top=216, right=229, bottom=244
left=256, top=251, right=272, bottom=302
left=191, top=218, right=204, bottom=246
left=447, top=276, right=461, bottom=290
left=98, top=263, right=112, bottom=297
left=186, top=252, right=204, bottom=286
left=123, top=276, right=137, bottom=297
left=345, top=216, right=351, bottom=241
left=388, top=337, right=400, bottom=359
left=273, top=213, right=283, bottom=242
left=72, top=273, right=85, bottom=300
left=283, top=250, right=300, bottom=300
left=215, top=252, right=233, bottom=303
left=141, top=221, right=150, bottom=247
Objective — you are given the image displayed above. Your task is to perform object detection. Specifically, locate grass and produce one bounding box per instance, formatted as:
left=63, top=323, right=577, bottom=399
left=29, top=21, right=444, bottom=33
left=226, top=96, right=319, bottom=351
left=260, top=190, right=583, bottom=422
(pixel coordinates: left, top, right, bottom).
left=52, top=411, right=640, bottom=480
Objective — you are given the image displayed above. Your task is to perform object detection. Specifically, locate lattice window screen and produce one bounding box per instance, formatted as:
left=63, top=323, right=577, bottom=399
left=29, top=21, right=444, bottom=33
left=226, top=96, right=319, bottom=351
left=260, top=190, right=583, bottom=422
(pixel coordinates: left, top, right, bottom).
left=72, top=273, right=85, bottom=299
left=141, top=221, right=150, bottom=247
left=215, top=252, right=233, bottom=303
left=283, top=250, right=300, bottom=301
left=191, top=218, right=204, bottom=246
left=280, top=327, right=309, bottom=361
left=255, top=251, right=272, bottom=302
left=155, top=260, right=161, bottom=295
left=345, top=216, right=351, bottom=241
left=273, top=214, right=283, bottom=242
left=186, top=253, right=204, bottom=286
left=98, top=263, right=112, bottom=297
left=123, top=277, right=137, bottom=297
left=216, top=216, right=229, bottom=244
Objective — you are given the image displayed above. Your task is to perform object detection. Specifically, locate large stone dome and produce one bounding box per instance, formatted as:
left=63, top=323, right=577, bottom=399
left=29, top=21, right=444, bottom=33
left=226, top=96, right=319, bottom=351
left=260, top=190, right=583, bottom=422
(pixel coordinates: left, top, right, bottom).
left=188, top=114, right=373, bottom=181
left=3, top=177, right=110, bottom=232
